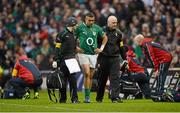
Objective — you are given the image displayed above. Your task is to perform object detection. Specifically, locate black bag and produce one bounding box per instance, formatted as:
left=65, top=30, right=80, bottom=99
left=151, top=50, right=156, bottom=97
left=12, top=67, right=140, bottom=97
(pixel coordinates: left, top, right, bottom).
left=3, top=81, right=25, bottom=99
left=46, top=68, right=65, bottom=103
left=119, top=75, right=141, bottom=99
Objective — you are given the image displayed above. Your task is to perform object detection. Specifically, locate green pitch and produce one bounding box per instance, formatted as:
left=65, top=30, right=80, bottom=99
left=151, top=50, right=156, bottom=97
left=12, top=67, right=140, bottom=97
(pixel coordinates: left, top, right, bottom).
left=0, top=90, right=180, bottom=112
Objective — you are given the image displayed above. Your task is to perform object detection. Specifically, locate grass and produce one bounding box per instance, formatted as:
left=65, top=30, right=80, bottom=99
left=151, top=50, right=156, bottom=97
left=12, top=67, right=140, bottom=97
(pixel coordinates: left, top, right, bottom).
left=0, top=90, right=180, bottom=112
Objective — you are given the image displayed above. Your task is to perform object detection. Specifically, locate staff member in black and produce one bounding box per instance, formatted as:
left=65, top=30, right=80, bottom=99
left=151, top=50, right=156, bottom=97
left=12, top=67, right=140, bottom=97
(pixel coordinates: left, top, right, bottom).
left=52, top=17, right=80, bottom=103
left=96, top=15, right=127, bottom=103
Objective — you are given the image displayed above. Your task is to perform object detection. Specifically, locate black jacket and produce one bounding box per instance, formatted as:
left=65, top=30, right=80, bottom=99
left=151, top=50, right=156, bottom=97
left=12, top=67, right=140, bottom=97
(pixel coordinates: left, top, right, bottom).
left=100, top=26, right=126, bottom=59
left=54, top=28, right=76, bottom=63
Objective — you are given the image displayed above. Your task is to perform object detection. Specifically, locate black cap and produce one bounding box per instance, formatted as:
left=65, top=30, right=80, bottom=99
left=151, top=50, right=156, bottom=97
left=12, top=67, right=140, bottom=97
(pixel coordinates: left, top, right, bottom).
left=65, top=17, right=77, bottom=27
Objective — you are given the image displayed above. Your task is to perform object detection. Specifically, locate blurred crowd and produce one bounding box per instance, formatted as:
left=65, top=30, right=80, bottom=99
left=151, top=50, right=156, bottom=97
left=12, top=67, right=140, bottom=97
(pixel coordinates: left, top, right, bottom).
left=0, top=0, right=179, bottom=76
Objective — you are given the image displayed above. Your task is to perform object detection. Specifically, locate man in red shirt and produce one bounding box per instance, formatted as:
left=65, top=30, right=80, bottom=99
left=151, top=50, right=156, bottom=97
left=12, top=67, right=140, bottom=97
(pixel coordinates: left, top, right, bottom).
left=134, top=34, right=172, bottom=96
left=8, top=48, right=42, bottom=99
left=124, top=48, right=151, bottom=99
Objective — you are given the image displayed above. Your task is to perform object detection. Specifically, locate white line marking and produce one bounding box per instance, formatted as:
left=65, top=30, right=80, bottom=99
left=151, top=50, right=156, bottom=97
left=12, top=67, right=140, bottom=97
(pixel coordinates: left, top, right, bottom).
left=0, top=102, right=94, bottom=112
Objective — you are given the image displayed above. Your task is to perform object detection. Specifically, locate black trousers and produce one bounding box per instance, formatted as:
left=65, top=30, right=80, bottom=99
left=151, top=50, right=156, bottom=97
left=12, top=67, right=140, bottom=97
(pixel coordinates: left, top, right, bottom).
left=156, top=62, right=171, bottom=94
left=129, top=72, right=151, bottom=98
left=59, top=60, right=78, bottom=102
left=8, top=77, right=42, bottom=91
left=96, top=55, right=121, bottom=101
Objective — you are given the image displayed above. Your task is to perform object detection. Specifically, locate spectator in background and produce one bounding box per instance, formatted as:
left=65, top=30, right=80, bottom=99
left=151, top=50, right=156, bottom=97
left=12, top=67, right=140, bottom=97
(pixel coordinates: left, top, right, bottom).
left=141, top=23, right=151, bottom=37
left=134, top=34, right=172, bottom=96
left=0, top=0, right=179, bottom=85
left=8, top=47, right=42, bottom=99
left=0, top=21, right=5, bottom=39
left=0, top=39, right=6, bottom=68
left=0, top=39, right=14, bottom=92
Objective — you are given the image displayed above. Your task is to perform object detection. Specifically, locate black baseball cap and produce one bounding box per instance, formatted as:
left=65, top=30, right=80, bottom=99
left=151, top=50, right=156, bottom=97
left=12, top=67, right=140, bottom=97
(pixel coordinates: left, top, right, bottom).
left=65, top=17, right=77, bottom=27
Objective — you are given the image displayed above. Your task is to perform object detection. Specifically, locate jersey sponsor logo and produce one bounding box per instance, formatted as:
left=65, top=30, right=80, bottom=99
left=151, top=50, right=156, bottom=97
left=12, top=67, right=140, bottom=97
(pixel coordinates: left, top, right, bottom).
left=86, top=37, right=94, bottom=45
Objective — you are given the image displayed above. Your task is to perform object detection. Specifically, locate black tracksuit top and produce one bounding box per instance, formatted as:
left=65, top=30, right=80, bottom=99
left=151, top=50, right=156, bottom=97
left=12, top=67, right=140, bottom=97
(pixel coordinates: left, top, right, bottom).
left=100, top=26, right=126, bottom=60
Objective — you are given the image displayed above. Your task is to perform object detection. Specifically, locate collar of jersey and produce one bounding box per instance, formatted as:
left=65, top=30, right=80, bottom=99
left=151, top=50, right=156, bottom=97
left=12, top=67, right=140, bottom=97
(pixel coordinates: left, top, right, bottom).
left=65, top=27, right=73, bottom=34
left=83, top=22, right=94, bottom=28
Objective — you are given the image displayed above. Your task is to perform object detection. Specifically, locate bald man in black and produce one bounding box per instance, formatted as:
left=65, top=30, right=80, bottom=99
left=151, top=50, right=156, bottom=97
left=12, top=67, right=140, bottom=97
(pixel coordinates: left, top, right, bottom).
left=96, top=16, right=127, bottom=103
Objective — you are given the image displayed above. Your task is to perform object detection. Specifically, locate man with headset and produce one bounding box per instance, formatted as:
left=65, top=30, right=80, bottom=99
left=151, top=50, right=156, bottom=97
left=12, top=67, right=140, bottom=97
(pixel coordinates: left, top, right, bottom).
left=52, top=17, right=80, bottom=103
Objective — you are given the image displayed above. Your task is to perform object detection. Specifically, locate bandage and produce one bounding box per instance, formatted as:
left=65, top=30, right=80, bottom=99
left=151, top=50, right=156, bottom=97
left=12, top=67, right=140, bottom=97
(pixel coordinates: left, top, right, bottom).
left=52, top=61, right=58, bottom=68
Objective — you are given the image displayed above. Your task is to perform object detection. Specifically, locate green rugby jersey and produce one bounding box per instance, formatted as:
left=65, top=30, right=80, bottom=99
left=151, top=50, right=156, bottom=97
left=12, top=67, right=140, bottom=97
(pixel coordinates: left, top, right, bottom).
left=75, top=22, right=105, bottom=55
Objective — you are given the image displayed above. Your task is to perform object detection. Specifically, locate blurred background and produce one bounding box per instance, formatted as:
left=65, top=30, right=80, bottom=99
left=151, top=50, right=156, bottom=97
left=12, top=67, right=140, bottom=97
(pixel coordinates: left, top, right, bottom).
left=0, top=0, right=179, bottom=77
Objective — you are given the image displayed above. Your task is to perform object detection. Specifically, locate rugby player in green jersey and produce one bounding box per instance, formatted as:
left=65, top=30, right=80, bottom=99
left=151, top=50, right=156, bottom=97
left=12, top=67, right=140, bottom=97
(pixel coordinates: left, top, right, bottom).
left=75, top=12, right=108, bottom=103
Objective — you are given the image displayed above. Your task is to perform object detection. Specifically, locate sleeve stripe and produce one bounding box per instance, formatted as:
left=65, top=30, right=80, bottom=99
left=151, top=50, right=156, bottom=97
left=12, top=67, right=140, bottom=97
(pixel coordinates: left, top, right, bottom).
left=12, top=69, right=18, bottom=77
left=55, top=43, right=61, bottom=48
left=120, top=41, right=124, bottom=47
